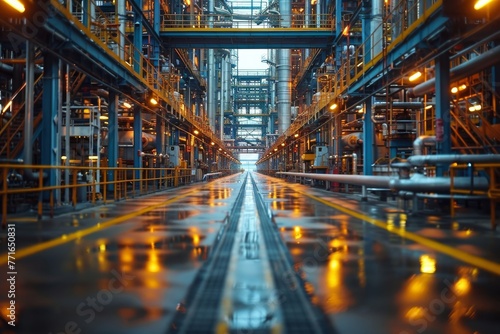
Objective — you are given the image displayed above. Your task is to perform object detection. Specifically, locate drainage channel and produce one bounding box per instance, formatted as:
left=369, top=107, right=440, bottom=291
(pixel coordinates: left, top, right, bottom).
left=250, top=173, right=337, bottom=334
left=167, top=172, right=335, bottom=333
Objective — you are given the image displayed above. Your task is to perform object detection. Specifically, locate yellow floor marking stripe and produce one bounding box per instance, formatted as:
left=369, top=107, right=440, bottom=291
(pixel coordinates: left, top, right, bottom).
left=1, top=187, right=202, bottom=265
left=293, top=188, right=500, bottom=277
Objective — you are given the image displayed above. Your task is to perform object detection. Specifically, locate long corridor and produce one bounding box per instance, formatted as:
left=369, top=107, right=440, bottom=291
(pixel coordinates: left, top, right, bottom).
left=1, top=172, right=500, bottom=334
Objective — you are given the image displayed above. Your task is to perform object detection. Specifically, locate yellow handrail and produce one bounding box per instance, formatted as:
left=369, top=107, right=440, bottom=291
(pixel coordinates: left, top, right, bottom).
left=0, top=164, right=238, bottom=228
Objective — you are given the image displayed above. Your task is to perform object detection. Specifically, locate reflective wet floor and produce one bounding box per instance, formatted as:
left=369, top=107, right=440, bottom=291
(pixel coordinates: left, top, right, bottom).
left=1, top=171, right=500, bottom=333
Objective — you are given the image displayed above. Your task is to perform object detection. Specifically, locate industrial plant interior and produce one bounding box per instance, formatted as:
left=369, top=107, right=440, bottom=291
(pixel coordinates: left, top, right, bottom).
left=1, top=0, right=500, bottom=333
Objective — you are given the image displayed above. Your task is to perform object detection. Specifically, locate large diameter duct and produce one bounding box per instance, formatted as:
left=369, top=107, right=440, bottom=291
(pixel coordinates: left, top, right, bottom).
left=277, top=50, right=291, bottom=134
left=208, top=49, right=216, bottom=132
left=371, top=0, right=384, bottom=58
left=277, top=0, right=292, bottom=134
left=408, top=44, right=500, bottom=97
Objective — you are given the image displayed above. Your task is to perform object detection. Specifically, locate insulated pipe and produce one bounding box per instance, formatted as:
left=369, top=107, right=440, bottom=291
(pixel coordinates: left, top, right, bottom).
left=277, top=50, right=291, bottom=134
left=277, top=0, right=291, bottom=135
left=412, top=135, right=436, bottom=155
left=277, top=172, right=489, bottom=193
left=371, top=0, right=384, bottom=58
left=408, top=44, right=500, bottom=97
left=207, top=0, right=216, bottom=132
left=389, top=173, right=489, bottom=192
left=407, top=154, right=500, bottom=166
left=278, top=172, right=392, bottom=188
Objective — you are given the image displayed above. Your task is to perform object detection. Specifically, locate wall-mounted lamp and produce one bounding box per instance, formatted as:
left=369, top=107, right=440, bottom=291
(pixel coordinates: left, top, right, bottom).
left=5, top=0, right=25, bottom=13
left=474, top=0, right=492, bottom=10
left=149, top=97, right=158, bottom=106
left=329, top=103, right=338, bottom=111
left=194, top=130, right=199, bottom=135
left=123, top=101, right=132, bottom=109
left=409, top=71, right=422, bottom=82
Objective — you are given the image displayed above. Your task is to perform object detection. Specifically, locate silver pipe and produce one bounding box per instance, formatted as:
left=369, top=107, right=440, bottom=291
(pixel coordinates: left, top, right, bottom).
left=118, top=0, right=125, bottom=59
left=277, top=49, right=291, bottom=134
left=207, top=0, right=216, bottom=131
left=208, top=49, right=216, bottom=132
left=413, top=135, right=436, bottom=155
left=278, top=171, right=489, bottom=193
left=389, top=173, right=489, bottom=192
left=278, top=172, right=392, bottom=188
left=277, top=0, right=291, bottom=134
left=408, top=154, right=500, bottom=166
left=371, top=0, right=384, bottom=58
left=408, top=44, right=500, bottom=97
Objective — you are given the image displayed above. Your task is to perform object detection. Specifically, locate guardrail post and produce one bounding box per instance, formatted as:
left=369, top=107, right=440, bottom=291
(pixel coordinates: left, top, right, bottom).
left=174, top=167, right=179, bottom=187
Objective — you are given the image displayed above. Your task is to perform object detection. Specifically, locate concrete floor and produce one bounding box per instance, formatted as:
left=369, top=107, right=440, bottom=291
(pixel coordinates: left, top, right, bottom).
left=1, top=171, right=500, bottom=333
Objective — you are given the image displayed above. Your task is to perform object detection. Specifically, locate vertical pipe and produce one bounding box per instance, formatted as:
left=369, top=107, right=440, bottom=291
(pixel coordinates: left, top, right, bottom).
left=435, top=51, right=451, bottom=176
left=304, top=0, right=311, bottom=58
left=108, top=92, right=118, bottom=193
left=363, top=97, right=374, bottom=175
left=371, top=0, right=384, bottom=58
left=24, top=41, right=34, bottom=166
left=208, top=0, right=216, bottom=131
left=118, top=0, right=125, bottom=59
left=277, top=0, right=291, bottom=135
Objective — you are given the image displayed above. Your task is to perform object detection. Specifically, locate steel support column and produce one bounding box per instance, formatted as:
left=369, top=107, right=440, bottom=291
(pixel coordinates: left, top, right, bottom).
left=435, top=51, right=451, bottom=176
left=41, top=51, right=60, bottom=191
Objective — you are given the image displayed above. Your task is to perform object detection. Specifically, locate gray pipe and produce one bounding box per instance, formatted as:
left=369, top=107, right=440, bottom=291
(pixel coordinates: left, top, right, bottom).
left=408, top=153, right=500, bottom=166
left=276, top=0, right=291, bottom=135
left=23, top=41, right=45, bottom=180
left=278, top=171, right=489, bottom=193
left=277, top=49, right=291, bottom=134
left=413, top=135, right=436, bottom=155
left=24, top=42, right=34, bottom=167
left=371, top=0, right=384, bottom=58
left=389, top=173, right=489, bottom=192
left=278, top=172, right=392, bottom=188
left=408, top=44, right=500, bottom=97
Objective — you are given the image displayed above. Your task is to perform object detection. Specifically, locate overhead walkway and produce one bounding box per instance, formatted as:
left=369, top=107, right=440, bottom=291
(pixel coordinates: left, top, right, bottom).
left=159, top=14, right=334, bottom=49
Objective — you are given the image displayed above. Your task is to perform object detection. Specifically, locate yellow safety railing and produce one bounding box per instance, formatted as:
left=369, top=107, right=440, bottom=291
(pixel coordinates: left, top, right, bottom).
left=0, top=164, right=237, bottom=228
left=50, top=0, right=231, bottom=159
left=160, top=13, right=334, bottom=30
left=450, top=162, right=500, bottom=229
left=259, top=0, right=443, bottom=164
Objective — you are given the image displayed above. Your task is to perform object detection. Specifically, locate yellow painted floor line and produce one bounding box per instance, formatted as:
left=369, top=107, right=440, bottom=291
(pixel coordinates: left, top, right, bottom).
left=293, top=188, right=500, bottom=277
left=0, top=187, right=203, bottom=265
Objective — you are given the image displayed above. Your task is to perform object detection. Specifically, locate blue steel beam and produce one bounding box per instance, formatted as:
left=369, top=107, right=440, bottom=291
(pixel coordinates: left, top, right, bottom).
left=43, top=15, right=145, bottom=91
left=159, top=29, right=334, bottom=49
left=347, top=13, right=449, bottom=95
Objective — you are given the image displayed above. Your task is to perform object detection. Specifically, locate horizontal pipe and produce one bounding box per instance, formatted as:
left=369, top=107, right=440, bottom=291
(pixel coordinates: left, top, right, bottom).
left=277, top=172, right=392, bottom=188
left=278, top=172, right=489, bottom=193
left=407, top=154, right=500, bottom=166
